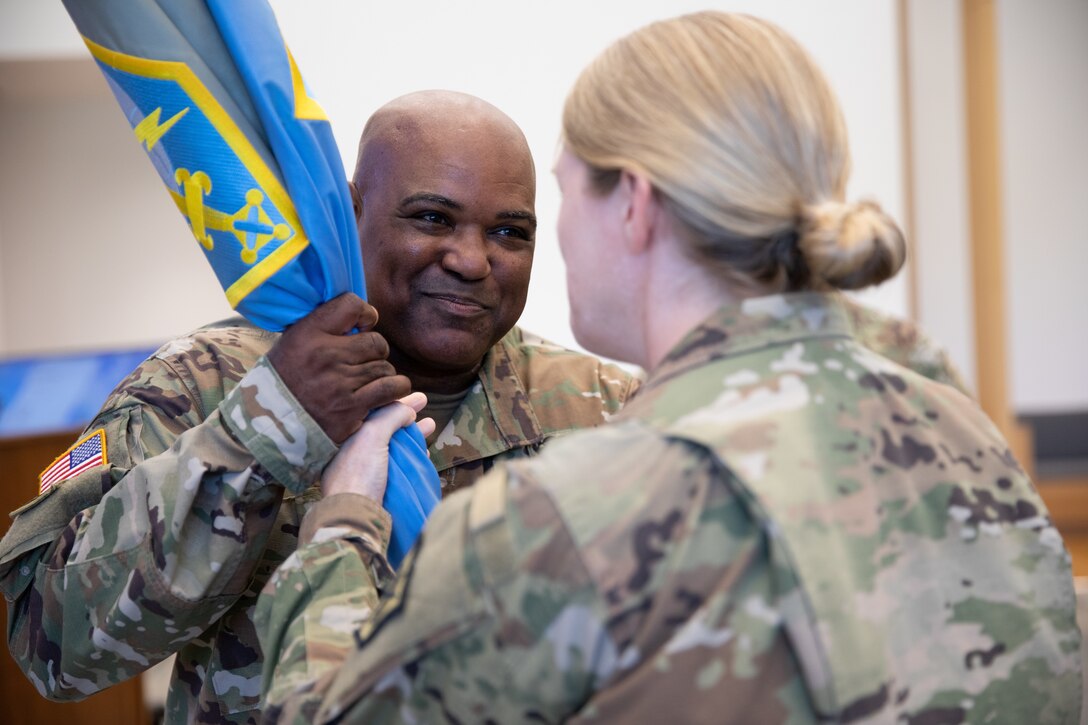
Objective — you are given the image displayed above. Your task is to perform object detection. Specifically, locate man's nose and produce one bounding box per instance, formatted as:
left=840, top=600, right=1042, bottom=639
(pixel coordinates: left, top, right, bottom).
left=440, top=228, right=491, bottom=280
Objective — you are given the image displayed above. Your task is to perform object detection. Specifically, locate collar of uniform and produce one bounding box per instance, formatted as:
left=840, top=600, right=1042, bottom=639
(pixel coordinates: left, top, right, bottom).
left=641, top=292, right=854, bottom=394
left=427, top=326, right=544, bottom=473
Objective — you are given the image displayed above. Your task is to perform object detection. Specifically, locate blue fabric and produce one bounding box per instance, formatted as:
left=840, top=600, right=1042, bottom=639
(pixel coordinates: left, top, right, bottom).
left=206, top=0, right=364, bottom=322
left=0, top=349, right=158, bottom=438
left=61, top=0, right=439, bottom=568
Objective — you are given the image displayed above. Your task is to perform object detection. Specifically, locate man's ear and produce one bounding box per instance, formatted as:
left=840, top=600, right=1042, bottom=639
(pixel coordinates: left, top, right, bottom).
left=349, top=180, right=363, bottom=220
left=620, top=170, right=657, bottom=255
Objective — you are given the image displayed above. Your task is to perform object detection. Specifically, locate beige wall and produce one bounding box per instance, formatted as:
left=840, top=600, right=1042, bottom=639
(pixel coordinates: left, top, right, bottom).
left=0, top=59, right=234, bottom=356
left=0, top=0, right=83, bottom=60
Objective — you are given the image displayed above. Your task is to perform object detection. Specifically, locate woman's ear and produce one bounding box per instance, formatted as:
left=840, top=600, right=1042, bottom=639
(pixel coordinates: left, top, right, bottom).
left=620, top=170, right=657, bottom=255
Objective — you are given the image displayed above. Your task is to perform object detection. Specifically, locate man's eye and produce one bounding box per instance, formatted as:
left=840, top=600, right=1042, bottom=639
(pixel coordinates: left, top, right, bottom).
left=416, top=211, right=450, bottom=226
left=492, top=226, right=532, bottom=242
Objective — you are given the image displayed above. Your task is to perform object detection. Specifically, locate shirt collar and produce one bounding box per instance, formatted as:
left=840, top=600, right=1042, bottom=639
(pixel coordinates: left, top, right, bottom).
left=642, top=292, right=854, bottom=394
left=427, top=328, right=544, bottom=472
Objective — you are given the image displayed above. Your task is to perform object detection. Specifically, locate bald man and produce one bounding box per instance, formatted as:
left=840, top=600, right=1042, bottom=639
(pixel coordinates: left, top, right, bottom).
left=0, top=91, right=637, bottom=725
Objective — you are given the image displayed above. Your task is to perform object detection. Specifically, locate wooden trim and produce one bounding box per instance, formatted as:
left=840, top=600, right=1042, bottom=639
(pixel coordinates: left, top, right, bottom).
left=961, top=0, right=1034, bottom=473
left=962, top=0, right=1007, bottom=423
left=1036, top=477, right=1088, bottom=577
left=897, top=0, right=919, bottom=321
left=0, top=428, right=83, bottom=449
left=1037, top=477, right=1088, bottom=532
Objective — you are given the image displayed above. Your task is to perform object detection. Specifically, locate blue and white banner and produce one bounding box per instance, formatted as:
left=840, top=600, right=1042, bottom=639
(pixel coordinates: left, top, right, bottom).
left=61, top=0, right=439, bottom=567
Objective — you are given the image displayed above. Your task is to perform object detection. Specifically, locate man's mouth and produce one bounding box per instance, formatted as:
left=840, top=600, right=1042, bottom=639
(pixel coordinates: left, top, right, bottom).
left=424, top=293, right=490, bottom=315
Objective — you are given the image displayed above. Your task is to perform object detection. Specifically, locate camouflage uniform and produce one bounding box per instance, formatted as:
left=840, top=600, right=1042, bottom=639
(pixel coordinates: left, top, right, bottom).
left=841, top=296, right=970, bottom=395
left=0, top=318, right=636, bottom=724
left=257, top=292, right=1080, bottom=724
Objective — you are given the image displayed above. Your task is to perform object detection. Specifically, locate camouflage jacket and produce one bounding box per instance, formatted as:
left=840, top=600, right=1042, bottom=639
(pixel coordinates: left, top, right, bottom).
left=841, top=296, right=969, bottom=395
left=257, top=292, right=1080, bottom=724
left=0, top=318, right=635, bottom=724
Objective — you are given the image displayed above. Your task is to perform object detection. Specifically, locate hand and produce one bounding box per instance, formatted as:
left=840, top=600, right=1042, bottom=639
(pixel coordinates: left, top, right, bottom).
left=267, top=294, right=411, bottom=443
left=321, top=392, right=434, bottom=501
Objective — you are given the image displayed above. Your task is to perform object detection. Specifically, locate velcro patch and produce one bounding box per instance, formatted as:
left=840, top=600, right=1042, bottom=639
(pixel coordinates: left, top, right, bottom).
left=38, top=429, right=107, bottom=495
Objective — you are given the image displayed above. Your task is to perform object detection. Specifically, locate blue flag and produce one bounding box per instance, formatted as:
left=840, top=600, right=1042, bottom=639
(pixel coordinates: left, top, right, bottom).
left=61, top=0, right=439, bottom=568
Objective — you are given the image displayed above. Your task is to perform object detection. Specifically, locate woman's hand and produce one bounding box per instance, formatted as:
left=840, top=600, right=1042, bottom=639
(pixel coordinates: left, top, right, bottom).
left=320, top=392, right=434, bottom=501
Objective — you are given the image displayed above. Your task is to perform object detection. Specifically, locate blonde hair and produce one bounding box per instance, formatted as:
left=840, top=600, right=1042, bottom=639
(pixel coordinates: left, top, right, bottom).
left=562, top=12, right=905, bottom=292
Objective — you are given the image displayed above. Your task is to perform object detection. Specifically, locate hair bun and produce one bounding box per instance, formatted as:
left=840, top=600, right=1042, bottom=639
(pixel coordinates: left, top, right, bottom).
left=797, top=199, right=906, bottom=290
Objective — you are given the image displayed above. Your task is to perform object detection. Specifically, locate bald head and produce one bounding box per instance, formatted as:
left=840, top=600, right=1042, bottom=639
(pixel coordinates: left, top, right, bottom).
left=353, top=90, right=534, bottom=188
left=350, top=90, right=538, bottom=393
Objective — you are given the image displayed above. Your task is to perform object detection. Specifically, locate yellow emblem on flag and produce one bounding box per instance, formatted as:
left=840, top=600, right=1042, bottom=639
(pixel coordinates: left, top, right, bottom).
left=82, top=37, right=311, bottom=309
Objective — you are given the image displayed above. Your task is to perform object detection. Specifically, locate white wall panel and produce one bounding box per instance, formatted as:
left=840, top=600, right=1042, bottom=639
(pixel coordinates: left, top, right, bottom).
left=906, top=0, right=976, bottom=393
left=997, top=0, right=1088, bottom=413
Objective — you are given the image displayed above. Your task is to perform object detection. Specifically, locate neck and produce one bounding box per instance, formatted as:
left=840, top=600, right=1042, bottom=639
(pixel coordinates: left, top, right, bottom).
left=641, top=243, right=746, bottom=372
left=388, top=348, right=483, bottom=396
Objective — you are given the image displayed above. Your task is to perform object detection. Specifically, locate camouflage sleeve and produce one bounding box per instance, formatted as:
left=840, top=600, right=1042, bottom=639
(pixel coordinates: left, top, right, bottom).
left=600, top=360, right=643, bottom=415
left=255, top=493, right=394, bottom=722
left=258, top=468, right=610, bottom=724
left=0, top=354, right=337, bottom=701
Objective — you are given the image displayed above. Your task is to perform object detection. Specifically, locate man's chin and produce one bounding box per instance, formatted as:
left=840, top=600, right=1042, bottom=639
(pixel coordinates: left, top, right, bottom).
left=397, top=332, right=498, bottom=376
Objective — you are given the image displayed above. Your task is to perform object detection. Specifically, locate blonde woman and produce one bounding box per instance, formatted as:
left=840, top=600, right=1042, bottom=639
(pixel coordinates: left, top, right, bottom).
left=256, top=12, right=1082, bottom=723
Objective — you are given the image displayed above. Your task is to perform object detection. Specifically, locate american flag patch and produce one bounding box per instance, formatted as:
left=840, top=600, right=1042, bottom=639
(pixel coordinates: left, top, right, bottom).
left=38, top=430, right=107, bottom=495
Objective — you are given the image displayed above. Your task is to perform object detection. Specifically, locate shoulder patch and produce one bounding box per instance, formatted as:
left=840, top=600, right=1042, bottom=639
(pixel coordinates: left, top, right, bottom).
left=38, top=429, right=107, bottom=495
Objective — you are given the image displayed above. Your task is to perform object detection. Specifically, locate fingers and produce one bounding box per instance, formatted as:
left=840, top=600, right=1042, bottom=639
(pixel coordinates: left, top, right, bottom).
left=416, top=416, right=437, bottom=439
left=306, top=293, right=379, bottom=335
left=340, top=330, right=389, bottom=366
left=359, top=399, right=421, bottom=443
left=356, top=393, right=428, bottom=443
left=320, top=396, right=422, bottom=501
left=337, top=359, right=399, bottom=396
left=308, top=331, right=389, bottom=379
left=267, top=295, right=405, bottom=442
left=393, top=393, right=434, bottom=438
left=350, top=374, right=412, bottom=414
left=398, top=392, right=428, bottom=414
left=394, top=391, right=433, bottom=437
